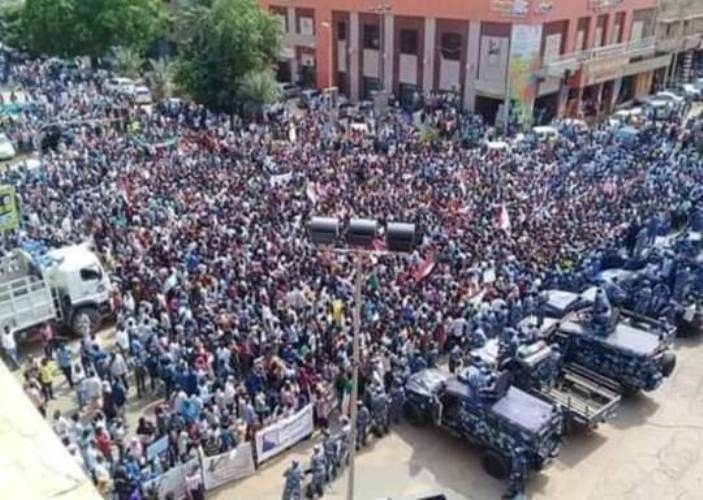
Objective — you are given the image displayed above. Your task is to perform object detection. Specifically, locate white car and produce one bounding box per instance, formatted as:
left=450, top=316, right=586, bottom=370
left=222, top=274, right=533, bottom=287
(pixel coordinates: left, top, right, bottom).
left=680, top=84, right=702, bottom=100
left=656, top=91, right=685, bottom=104
left=133, top=85, right=152, bottom=105
left=105, top=77, right=135, bottom=95
left=609, top=107, right=643, bottom=127
left=532, top=125, right=560, bottom=140
left=0, top=133, right=16, bottom=161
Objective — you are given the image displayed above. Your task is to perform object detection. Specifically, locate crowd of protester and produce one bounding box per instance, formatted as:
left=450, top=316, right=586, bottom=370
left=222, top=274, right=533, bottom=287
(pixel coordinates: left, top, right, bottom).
left=1, top=48, right=703, bottom=499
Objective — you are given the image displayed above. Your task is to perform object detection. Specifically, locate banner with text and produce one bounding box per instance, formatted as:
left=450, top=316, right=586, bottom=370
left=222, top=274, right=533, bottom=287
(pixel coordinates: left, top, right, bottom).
left=202, top=442, right=256, bottom=491
left=255, top=404, right=314, bottom=464
left=508, top=24, right=543, bottom=127
left=141, top=458, right=199, bottom=500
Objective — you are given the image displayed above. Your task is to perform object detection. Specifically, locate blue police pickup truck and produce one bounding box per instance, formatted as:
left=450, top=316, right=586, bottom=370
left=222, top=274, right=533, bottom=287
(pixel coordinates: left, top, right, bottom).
left=528, top=288, right=676, bottom=393
left=404, top=368, right=563, bottom=479
left=471, top=337, right=621, bottom=431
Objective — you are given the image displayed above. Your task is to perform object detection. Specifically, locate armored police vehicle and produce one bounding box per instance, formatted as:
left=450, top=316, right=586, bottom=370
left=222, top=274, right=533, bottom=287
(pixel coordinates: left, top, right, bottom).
left=544, top=306, right=676, bottom=393
left=471, top=337, right=621, bottom=431
left=594, top=267, right=702, bottom=336
left=404, top=368, right=563, bottom=479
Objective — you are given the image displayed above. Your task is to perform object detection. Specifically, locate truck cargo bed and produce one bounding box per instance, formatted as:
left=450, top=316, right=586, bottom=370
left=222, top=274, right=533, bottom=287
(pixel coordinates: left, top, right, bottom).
left=540, top=364, right=621, bottom=429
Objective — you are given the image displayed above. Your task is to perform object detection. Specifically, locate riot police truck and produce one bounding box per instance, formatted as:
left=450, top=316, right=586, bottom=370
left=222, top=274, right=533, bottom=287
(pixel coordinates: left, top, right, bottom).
left=471, top=337, right=621, bottom=431
left=544, top=305, right=676, bottom=393
left=0, top=245, right=113, bottom=341
left=404, top=368, right=563, bottom=479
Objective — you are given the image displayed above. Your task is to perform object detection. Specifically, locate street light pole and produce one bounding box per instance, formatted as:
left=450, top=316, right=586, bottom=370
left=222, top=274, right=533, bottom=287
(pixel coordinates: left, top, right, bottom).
left=346, top=253, right=364, bottom=500
left=308, top=217, right=416, bottom=500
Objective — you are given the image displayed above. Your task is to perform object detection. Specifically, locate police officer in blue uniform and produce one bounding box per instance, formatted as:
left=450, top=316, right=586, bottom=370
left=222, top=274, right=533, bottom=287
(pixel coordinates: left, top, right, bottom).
left=282, top=460, right=304, bottom=500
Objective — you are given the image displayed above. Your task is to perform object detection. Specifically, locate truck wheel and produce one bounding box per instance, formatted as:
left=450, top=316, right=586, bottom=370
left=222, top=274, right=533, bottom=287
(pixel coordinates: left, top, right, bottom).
left=71, top=307, right=100, bottom=336
left=660, top=352, right=676, bottom=378
left=405, top=404, right=428, bottom=427
left=481, top=450, right=509, bottom=480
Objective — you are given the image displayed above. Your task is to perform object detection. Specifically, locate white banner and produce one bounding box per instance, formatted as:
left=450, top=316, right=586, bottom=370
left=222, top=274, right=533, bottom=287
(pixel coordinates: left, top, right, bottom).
left=270, top=172, right=293, bottom=187
left=141, top=458, right=198, bottom=500
left=202, top=443, right=256, bottom=491
left=255, top=404, right=314, bottom=464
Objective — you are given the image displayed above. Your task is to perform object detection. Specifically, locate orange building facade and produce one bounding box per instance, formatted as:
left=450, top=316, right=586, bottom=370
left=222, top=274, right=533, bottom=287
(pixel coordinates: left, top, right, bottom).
left=261, top=0, right=673, bottom=124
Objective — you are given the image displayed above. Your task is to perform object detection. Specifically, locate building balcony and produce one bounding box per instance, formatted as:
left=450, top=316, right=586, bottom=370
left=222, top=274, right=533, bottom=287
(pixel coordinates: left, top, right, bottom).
left=656, top=33, right=702, bottom=53
left=538, top=36, right=657, bottom=78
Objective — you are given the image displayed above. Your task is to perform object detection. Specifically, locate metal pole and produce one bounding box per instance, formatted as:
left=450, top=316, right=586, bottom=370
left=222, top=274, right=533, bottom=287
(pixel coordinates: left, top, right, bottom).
left=503, top=63, right=512, bottom=135
left=379, top=11, right=384, bottom=93
left=346, top=254, right=363, bottom=500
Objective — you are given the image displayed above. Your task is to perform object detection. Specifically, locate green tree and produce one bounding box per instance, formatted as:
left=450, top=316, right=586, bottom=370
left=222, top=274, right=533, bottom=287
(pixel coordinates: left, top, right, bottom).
left=0, top=1, right=27, bottom=50
left=114, top=46, right=144, bottom=79
left=174, top=0, right=280, bottom=118
left=238, top=69, right=280, bottom=120
left=21, top=0, right=78, bottom=57
left=21, top=0, right=167, bottom=60
left=147, top=58, right=174, bottom=99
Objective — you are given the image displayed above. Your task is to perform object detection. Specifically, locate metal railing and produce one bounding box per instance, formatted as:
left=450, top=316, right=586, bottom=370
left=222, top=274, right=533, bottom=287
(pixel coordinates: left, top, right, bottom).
left=540, top=36, right=657, bottom=76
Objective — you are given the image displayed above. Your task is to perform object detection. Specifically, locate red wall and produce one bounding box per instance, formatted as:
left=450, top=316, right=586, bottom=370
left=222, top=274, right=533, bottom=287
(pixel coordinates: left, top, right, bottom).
left=261, top=0, right=660, bottom=89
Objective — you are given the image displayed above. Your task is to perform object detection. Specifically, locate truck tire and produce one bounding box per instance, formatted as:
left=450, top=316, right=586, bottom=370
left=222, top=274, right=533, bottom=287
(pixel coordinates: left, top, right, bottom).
left=405, top=403, right=428, bottom=427
left=481, top=450, right=509, bottom=480
left=71, top=307, right=100, bottom=336
left=660, top=352, right=676, bottom=378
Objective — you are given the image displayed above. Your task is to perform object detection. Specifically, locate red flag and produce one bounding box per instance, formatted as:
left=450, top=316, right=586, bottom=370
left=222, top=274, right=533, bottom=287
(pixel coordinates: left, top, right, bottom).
left=414, top=252, right=436, bottom=282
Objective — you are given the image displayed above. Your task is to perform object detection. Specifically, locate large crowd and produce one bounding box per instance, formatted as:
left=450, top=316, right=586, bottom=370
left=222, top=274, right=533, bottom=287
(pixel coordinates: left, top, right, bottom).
left=1, top=48, right=703, bottom=500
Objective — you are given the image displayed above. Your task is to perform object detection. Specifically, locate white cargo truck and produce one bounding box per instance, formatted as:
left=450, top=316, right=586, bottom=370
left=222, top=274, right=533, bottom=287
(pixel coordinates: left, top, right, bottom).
left=0, top=245, right=113, bottom=340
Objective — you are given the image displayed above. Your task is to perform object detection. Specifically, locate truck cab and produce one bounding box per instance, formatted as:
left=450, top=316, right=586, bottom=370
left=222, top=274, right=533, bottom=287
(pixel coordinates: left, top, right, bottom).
left=405, top=368, right=562, bottom=479
left=45, top=245, right=113, bottom=331
left=0, top=245, right=112, bottom=339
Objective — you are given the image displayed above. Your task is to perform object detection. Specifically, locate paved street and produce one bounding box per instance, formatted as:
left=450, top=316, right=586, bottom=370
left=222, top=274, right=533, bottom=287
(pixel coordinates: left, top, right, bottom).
left=16, top=329, right=703, bottom=500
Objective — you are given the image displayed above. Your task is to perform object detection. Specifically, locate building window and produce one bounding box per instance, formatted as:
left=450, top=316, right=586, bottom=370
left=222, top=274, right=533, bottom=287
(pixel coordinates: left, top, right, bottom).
left=298, top=15, right=314, bottom=36
left=338, top=21, right=347, bottom=41
left=613, top=12, right=625, bottom=43
left=363, top=76, right=380, bottom=99
left=441, top=33, right=462, bottom=60
left=400, top=29, right=418, bottom=55
left=363, top=24, right=380, bottom=49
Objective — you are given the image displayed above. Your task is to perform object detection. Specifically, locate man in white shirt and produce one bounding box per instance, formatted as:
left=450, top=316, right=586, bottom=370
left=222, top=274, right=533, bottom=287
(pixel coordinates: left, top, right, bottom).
left=1, top=326, right=19, bottom=369
left=115, top=326, right=130, bottom=356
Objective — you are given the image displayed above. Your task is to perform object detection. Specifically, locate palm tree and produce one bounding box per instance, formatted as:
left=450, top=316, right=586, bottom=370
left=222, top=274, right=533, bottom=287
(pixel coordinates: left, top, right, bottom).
left=147, top=58, right=174, bottom=99
left=173, top=1, right=211, bottom=52
left=113, top=46, right=143, bottom=79
left=237, top=69, right=280, bottom=121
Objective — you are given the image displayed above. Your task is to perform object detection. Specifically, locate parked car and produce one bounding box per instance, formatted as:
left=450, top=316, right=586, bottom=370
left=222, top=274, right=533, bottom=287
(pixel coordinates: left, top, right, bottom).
left=609, top=107, right=644, bottom=127
left=0, top=133, right=16, bottom=161
left=656, top=90, right=686, bottom=104
left=532, top=125, right=560, bottom=140
left=680, top=83, right=702, bottom=101
left=132, top=85, right=153, bottom=105
left=276, top=82, right=301, bottom=100
left=104, top=77, right=135, bottom=95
